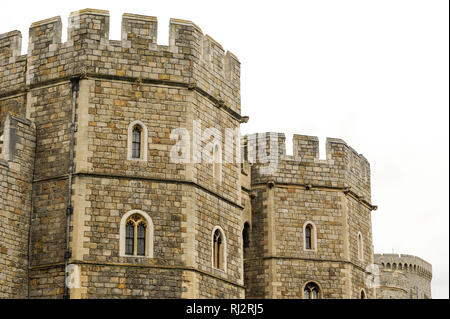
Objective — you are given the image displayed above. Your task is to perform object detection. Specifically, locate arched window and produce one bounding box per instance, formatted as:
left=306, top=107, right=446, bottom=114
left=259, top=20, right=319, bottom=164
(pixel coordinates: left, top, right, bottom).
left=137, top=222, right=146, bottom=256
left=357, top=232, right=364, bottom=261
left=124, top=214, right=147, bottom=256
left=398, top=263, right=402, bottom=270
left=127, top=120, right=148, bottom=161
left=132, top=126, right=142, bottom=158
left=243, top=222, right=250, bottom=259
left=303, top=222, right=317, bottom=251
left=125, top=221, right=134, bottom=255
left=303, top=282, right=321, bottom=299
left=120, top=210, right=153, bottom=257
left=386, top=263, right=391, bottom=269
left=212, top=227, right=226, bottom=271
left=360, top=289, right=366, bottom=299
left=305, top=225, right=312, bottom=249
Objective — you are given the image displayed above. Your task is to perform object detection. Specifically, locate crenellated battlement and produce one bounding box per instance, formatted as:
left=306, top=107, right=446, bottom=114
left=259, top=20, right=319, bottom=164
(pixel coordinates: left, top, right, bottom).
left=244, top=132, right=373, bottom=204
left=375, top=253, right=432, bottom=280
left=0, top=30, right=22, bottom=61
left=0, top=9, right=241, bottom=112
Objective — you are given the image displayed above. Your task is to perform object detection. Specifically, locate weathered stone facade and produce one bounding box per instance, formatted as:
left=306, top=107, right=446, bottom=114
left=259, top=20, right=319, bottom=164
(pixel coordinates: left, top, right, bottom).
left=0, top=9, right=431, bottom=299
left=242, top=133, right=376, bottom=299
left=374, top=254, right=432, bottom=299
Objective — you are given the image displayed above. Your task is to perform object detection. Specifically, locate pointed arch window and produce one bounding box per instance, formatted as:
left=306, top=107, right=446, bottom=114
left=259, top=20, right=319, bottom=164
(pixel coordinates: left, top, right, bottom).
left=127, top=120, right=148, bottom=161
left=303, top=222, right=317, bottom=251
left=212, top=227, right=226, bottom=271
left=120, top=210, right=154, bottom=258
left=124, top=214, right=147, bottom=256
left=305, top=225, right=312, bottom=250
left=303, top=282, right=321, bottom=299
left=132, top=126, right=142, bottom=158
left=213, top=229, right=223, bottom=269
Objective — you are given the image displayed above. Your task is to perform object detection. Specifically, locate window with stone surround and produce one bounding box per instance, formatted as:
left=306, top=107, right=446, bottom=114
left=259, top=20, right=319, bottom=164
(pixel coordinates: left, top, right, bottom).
left=132, top=126, right=142, bottom=158
left=303, top=282, right=321, bottom=299
left=212, top=226, right=226, bottom=271
left=303, top=222, right=317, bottom=251
left=120, top=210, right=153, bottom=258
left=360, top=289, right=366, bottom=299
left=127, top=120, right=148, bottom=161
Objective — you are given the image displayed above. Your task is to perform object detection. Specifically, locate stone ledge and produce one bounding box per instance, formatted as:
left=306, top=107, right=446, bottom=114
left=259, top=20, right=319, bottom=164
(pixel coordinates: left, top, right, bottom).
left=0, top=158, right=8, bottom=168
left=123, top=13, right=157, bottom=22
left=69, top=8, right=110, bottom=17
left=30, top=16, right=61, bottom=28
left=0, top=30, right=21, bottom=40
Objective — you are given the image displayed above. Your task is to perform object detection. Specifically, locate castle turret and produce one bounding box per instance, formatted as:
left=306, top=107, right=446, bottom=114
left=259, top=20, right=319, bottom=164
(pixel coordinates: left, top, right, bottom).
left=243, top=133, right=377, bottom=298
left=374, top=253, right=432, bottom=299
left=1, top=8, right=245, bottom=299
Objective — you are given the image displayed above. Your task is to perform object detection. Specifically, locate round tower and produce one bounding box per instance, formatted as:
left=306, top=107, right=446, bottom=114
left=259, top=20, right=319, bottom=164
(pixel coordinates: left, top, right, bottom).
left=374, top=254, right=432, bottom=299
left=1, top=8, right=245, bottom=298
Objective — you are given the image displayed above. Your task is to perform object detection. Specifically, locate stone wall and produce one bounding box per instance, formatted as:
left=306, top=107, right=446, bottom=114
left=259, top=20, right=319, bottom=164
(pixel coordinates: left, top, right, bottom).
left=0, top=8, right=433, bottom=300
left=244, top=133, right=376, bottom=299
left=1, top=8, right=244, bottom=299
left=374, top=254, right=432, bottom=299
left=0, top=115, right=35, bottom=298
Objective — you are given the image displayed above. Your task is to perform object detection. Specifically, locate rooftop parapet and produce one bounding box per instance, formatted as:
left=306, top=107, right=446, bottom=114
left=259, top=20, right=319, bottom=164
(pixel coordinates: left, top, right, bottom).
left=0, top=30, right=22, bottom=63
left=374, top=253, right=432, bottom=279
left=0, top=9, right=241, bottom=113
left=122, top=13, right=158, bottom=49
left=0, top=31, right=26, bottom=94
left=244, top=132, right=373, bottom=204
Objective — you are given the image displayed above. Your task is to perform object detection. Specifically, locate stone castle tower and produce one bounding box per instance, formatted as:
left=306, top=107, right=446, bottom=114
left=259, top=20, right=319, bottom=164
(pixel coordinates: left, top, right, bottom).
left=0, top=9, right=431, bottom=299
left=374, top=254, right=432, bottom=299
left=242, top=133, right=378, bottom=299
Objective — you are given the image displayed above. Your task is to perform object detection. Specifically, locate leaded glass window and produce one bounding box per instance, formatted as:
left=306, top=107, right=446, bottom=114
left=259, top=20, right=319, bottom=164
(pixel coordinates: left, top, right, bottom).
left=124, top=214, right=147, bottom=256
left=305, top=225, right=312, bottom=250
left=132, top=126, right=141, bottom=158
left=304, top=282, right=321, bottom=299
left=213, top=229, right=223, bottom=270
left=126, top=221, right=134, bottom=255
left=137, top=223, right=146, bottom=256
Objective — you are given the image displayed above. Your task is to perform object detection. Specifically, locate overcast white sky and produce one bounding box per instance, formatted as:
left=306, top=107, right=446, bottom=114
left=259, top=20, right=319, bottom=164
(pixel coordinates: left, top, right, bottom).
left=1, top=0, right=448, bottom=298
